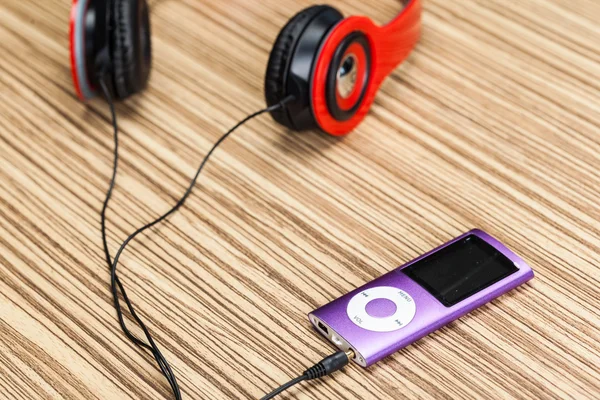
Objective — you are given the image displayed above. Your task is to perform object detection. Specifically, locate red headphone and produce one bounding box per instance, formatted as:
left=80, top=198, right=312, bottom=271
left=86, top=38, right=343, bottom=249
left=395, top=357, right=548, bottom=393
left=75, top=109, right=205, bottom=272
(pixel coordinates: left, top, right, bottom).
left=68, top=2, right=422, bottom=397
left=265, top=1, right=421, bottom=135
left=70, top=0, right=421, bottom=136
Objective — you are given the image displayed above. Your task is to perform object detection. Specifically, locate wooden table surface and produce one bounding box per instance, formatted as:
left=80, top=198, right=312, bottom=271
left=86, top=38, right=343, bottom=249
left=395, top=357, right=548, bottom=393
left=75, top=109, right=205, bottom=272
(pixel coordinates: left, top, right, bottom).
left=1, top=0, right=599, bottom=399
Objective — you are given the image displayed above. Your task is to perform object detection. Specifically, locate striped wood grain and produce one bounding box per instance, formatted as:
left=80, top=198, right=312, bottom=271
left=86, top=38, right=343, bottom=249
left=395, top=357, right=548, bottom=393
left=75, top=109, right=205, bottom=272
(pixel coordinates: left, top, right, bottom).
left=0, top=0, right=599, bottom=399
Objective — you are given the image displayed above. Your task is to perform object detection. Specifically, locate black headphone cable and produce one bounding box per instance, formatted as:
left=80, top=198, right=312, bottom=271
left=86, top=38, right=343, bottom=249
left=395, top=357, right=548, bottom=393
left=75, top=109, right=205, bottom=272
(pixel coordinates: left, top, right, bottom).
left=98, top=77, right=354, bottom=399
left=260, top=350, right=354, bottom=400
left=98, top=75, right=294, bottom=399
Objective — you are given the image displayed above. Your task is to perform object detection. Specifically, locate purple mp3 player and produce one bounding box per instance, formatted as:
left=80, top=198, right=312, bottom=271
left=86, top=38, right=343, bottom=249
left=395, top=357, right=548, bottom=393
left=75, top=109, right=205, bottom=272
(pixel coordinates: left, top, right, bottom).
left=309, top=229, right=534, bottom=367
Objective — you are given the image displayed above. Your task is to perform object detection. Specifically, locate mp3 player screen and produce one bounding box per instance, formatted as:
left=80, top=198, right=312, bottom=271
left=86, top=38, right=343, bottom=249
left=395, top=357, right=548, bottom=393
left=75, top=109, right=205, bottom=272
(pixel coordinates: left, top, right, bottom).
left=402, top=235, right=518, bottom=307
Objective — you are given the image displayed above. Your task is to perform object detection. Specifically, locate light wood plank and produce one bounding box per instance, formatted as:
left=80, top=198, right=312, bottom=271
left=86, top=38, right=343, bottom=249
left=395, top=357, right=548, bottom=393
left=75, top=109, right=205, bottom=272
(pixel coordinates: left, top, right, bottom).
left=0, top=0, right=598, bottom=399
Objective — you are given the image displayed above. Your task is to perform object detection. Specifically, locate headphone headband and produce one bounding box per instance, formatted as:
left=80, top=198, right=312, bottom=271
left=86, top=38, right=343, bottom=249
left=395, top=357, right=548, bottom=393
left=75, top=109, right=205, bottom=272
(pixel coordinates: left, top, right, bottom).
left=383, top=0, right=422, bottom=69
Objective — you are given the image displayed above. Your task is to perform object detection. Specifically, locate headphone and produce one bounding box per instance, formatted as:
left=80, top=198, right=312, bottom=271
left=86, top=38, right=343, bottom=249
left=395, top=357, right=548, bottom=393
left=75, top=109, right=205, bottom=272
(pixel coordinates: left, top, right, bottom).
left=70, top=0, right=421, bottom=135
left=69, top=1, right=422, bottom=397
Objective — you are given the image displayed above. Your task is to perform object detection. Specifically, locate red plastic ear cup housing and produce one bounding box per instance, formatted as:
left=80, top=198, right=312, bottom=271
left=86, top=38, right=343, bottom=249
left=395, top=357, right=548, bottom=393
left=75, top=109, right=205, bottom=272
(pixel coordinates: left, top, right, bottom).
left=324, top=32, right=371, bottom=122
left=70, top=0, right=97, bottom=100
left=69, top=0, right=81, bottom=98
left=312, top=0, right=422, bottom=135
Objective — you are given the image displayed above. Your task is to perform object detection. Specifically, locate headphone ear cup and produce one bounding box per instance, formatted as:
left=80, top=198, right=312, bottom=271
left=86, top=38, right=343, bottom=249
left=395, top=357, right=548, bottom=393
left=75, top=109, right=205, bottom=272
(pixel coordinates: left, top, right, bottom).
left=111, top=0, right=152, bottom=100
left=265, top=5, right=340, bottom=130
left=70, top=0, right=97, bottom=100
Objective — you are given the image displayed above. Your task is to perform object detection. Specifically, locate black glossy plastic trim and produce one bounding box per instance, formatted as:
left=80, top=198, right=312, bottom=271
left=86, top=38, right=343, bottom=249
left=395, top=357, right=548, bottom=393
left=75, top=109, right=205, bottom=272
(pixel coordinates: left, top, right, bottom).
left=84, top=0, right=111, bottom=89
left=286, top=7, right=343, bottom=131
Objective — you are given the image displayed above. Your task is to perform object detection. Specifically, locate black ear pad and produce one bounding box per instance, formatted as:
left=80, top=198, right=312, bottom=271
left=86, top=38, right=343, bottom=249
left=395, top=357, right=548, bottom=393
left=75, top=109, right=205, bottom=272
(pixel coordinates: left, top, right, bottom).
left=265, top=6, right=328, bottom=129
left=110, top=0, right=152, bottom=100
left=265, top=5, right=343, bottom=131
